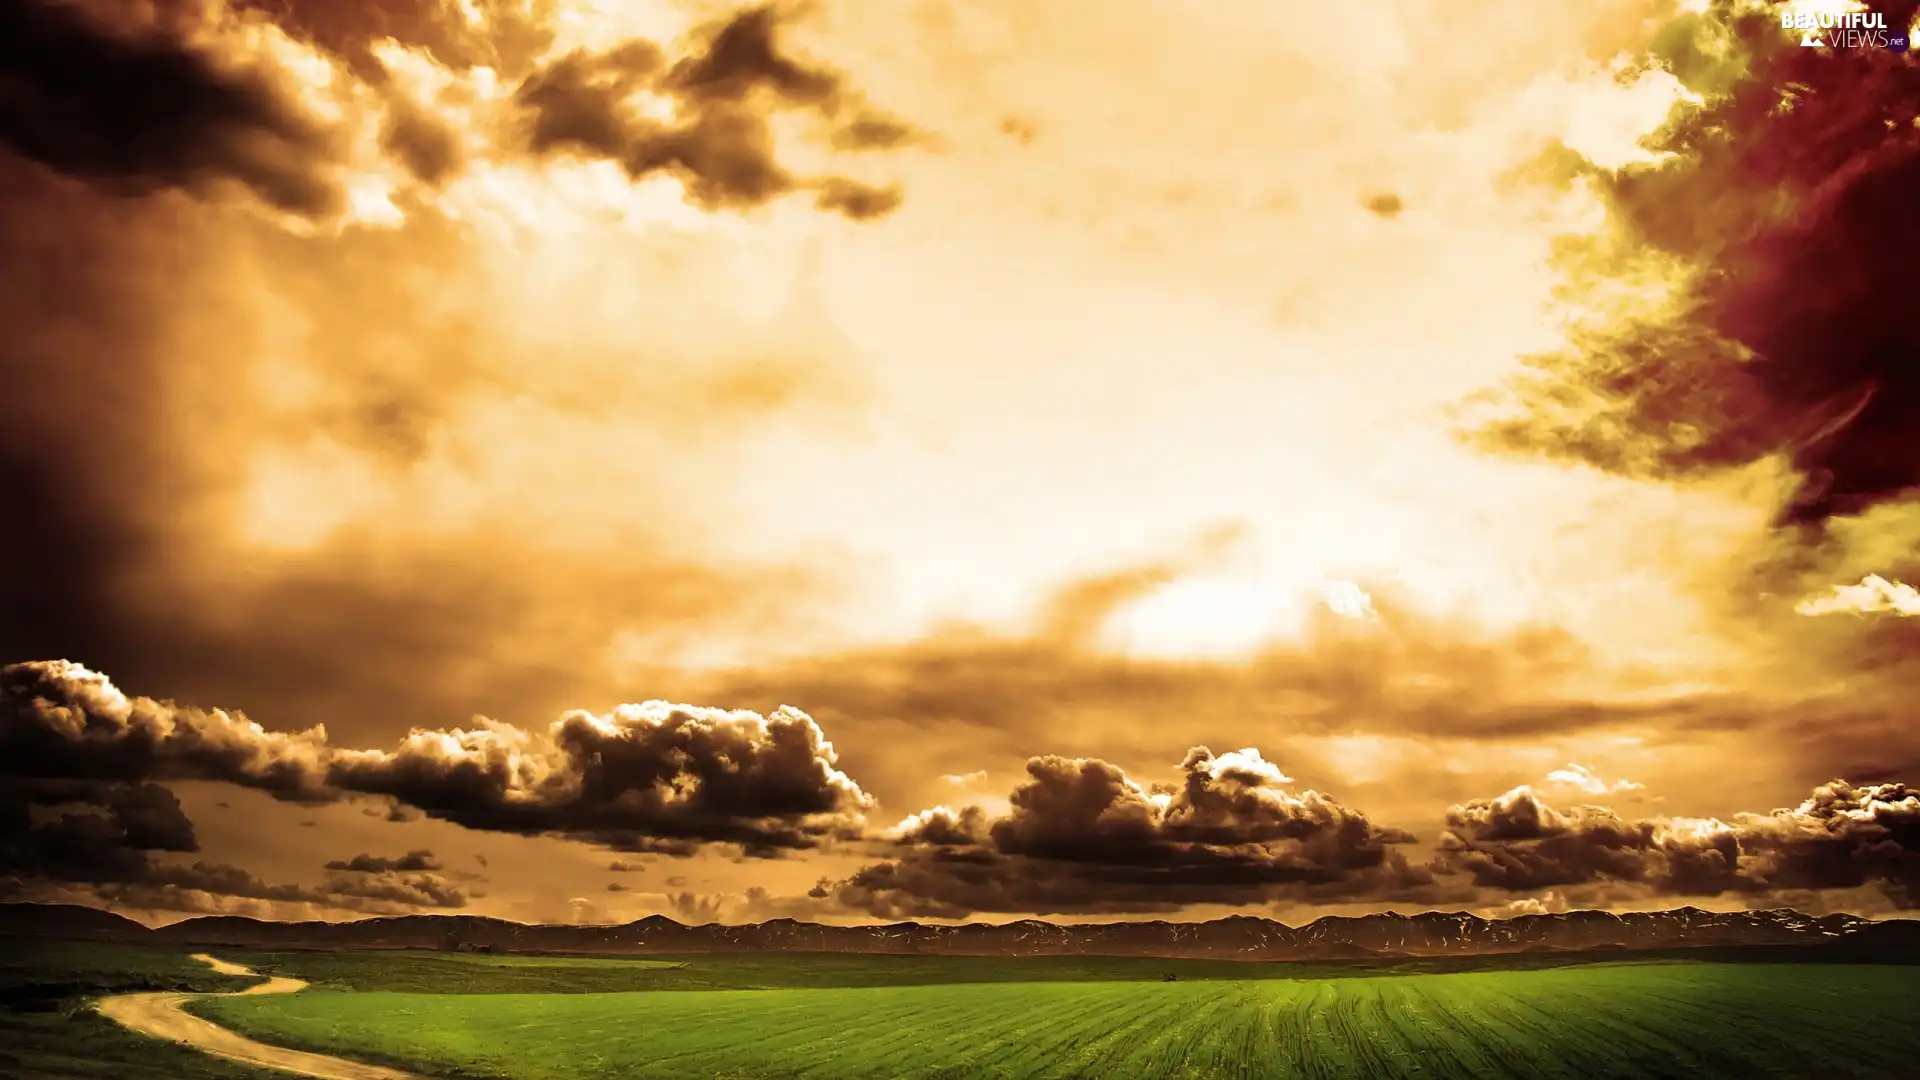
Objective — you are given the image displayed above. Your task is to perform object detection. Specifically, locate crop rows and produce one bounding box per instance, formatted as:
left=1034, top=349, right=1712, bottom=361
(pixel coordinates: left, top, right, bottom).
left=195, top=962, right=1920, bottom=1080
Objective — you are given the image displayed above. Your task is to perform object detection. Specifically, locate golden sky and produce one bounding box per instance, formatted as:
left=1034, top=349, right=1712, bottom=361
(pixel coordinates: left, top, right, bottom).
left=3, top=0, right=1918, bottom=927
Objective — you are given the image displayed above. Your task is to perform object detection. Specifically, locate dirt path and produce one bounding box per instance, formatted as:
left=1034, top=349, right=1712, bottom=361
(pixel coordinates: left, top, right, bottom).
left=96, top=953, right=421, bottom=1080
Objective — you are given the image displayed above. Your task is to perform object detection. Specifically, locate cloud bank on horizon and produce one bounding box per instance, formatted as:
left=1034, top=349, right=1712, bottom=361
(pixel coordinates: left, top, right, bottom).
left=5, top=659, right=1919, bottom=922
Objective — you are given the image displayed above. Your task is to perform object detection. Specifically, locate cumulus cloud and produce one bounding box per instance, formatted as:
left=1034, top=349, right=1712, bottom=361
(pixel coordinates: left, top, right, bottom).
left=3, top=660, right=874, bottom=857
left=1475, top=0, right=1920, bottom=529
left=1434, top=785, right=1737, bottom=894
left=1435, top=780, right=1920, bottom=908
left=0, top=661, right=332, bottom=796
left=326, top=699, right=874, bottom=854
left=818, top=747, right=1431, bottom=918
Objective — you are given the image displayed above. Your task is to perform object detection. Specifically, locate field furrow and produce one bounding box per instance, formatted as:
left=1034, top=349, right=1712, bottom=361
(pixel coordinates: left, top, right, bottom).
left=172, top=956, right=1920, bottom=1080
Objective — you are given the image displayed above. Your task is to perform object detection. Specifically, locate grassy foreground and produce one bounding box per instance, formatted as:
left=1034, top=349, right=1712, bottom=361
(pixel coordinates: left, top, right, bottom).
left=192, top=959, right=1920, bottom=1080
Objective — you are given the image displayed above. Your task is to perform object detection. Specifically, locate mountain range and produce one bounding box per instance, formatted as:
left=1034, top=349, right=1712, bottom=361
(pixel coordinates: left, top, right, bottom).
left=6, top=902, right=1919, bottom=962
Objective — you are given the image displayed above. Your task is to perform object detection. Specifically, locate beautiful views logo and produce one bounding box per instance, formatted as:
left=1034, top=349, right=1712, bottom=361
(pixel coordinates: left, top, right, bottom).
left=1780, top=6, right=1911, bottom=52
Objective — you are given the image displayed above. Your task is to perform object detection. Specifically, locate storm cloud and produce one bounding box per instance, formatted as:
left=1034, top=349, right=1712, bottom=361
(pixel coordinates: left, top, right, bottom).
left=1435, top=780, right=1920, bottom=908
left=1478, top=0, right=1920, bottom=529
left=819, top=747, right=1433, bottom=918
left=4, top=660, right=875, bottom=856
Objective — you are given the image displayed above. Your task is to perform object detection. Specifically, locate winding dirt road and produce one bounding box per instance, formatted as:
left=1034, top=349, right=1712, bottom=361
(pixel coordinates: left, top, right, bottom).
left=96, top=953, right=421, bottom=1080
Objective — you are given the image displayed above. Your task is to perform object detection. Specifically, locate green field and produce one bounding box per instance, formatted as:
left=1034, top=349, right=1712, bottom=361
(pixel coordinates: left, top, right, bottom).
left=416, top=953, right=687, bottom=970
left=11, top=941, right=1920, bottom=1079
left=190, top=953, right=1920, bottom=1080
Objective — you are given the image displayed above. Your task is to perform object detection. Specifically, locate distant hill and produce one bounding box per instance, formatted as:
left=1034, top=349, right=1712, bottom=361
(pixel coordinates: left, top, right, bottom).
left=2, top=902, right=1910, bottom=962
left=0, top=903, right=151, bottom=940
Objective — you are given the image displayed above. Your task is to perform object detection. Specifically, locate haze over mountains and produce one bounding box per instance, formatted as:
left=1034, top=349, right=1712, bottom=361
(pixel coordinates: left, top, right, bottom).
left=7, top=903, right=1917, bottom=963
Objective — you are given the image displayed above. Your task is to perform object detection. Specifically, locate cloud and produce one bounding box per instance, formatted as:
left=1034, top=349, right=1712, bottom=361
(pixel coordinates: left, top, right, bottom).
left=683, top=562, right=1744, bottom=789
left=1795, top=574, right=1920, bottom=617
left=0, top=661, right=332, bottom=796
left=1545, top=763, right=1644, bottom=796
left=318, top=866, right=471, bottom=909
left=327, top=699, right=874, bottom=855
left=509, top=5, right=913, bottom=219
left=3, top=660, right=873, bottom=856
left=0, top=0, right=912, bottom=766
left=0, top=0, right=348, bottom=216
left=608, top=859, right=646, bottom=873
left=0, top=776, right=465, bottom=915
left=324, top=849, right=443, bottom=873
left=1473, top=0, right=1920, bottom=529
left=1434, top=785, right=1735, bottom=894
left=1362, top=192, right=1404, bottom=218
left=818, top=747, right=1432, bottom=918
left=2, top=1, right=915, bottom=225
left=1434, top=780, right=1920, bottom=908
left=1, top=781, right=198, bottom=886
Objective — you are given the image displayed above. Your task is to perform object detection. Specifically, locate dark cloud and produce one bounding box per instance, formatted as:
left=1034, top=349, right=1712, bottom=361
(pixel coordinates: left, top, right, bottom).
left=819, top=747, right=1433, bottom=918
left=665, top=5, right=836, bottom=105
left=510, top=5, right=909, bottom=218
left=0, top=781, right=197, bottom=887
left=325, top=848, right=443, bottom=873
left=608, top=859, right=646, bottom=872
left=1434, top=780, right=1920, bottom=908
left=4, top=660, right=874, bottom=856
left=380, top=98, right=464, bottom=185
left=0, top=0, right=346, bottom=216
left=812, top=178, right=903, bottom=220
left=1737, top=779, right=1920, bottom=905
left=1476, top=0, right=1920, bottom=528
left=1434, top=785, right=1739, bottom=894
left=0, top=776, right=464, bottom=915
left=328, top=699, right=874, bottom=855
left=606, top=881, right=629, bottom=893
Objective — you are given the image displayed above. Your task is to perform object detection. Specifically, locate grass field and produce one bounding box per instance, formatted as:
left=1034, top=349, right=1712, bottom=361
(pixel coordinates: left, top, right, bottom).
left=423, top=953, right=686, bottom=970
left=189, top=953, right=1920, bottom=1080
left=11, top=940, right=1920, bottom=1079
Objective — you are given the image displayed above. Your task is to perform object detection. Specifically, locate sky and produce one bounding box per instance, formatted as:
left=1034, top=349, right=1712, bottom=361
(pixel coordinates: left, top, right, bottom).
left=2, top=0, right=1919, bottom=928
